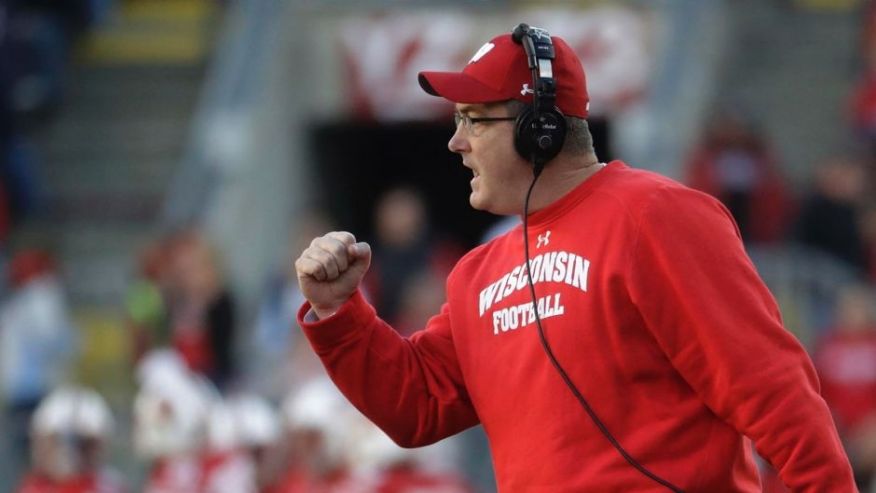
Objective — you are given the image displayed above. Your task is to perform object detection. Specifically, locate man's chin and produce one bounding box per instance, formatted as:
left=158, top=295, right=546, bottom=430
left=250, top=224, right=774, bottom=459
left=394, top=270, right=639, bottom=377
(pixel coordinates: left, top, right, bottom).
left=469, top=193, right=486, bottom=211
left=470, top=195, right=507, bottom=215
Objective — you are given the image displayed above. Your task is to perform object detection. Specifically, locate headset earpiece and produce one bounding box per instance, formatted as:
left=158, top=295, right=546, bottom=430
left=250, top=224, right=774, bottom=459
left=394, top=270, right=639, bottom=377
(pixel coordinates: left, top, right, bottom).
left=514, top=105, right=566, bottom=168
left=511, top=23, right=567, bottom=169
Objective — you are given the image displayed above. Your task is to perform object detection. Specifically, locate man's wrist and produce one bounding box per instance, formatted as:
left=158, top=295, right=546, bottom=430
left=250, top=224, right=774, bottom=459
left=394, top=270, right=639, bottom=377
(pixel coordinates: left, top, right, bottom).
left=312, top=304, right=341, bottom=320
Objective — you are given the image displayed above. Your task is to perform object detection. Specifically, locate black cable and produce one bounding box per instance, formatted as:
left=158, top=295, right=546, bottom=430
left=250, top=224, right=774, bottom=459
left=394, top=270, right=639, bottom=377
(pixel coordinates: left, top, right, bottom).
left=522, top=169, right=685, bottom=493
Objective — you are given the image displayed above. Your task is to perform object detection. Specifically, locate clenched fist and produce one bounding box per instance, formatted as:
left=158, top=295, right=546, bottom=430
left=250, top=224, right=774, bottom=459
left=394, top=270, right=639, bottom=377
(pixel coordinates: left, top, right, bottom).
left=295, top=231, right=372, bottom=319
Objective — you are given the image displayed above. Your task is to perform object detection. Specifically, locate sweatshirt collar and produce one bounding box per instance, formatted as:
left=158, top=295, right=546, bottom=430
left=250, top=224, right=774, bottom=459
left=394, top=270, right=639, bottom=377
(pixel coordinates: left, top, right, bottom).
left=525, top=160, right=625, bottom=229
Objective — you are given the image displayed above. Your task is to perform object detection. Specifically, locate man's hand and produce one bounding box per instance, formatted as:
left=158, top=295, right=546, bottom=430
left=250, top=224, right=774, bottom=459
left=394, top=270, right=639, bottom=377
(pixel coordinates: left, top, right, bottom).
left=295, top=231, right=372, bottom=319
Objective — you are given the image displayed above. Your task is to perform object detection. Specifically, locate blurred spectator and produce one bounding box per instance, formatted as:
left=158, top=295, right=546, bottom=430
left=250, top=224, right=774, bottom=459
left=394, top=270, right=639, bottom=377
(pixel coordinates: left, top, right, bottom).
left=228, top=394, right=284, bottom=493
left=862, top=203, right=876, bottom=283
left=349, top=418, right=474, bottom=493
left=1, top=1, right=13, bottom=133
left=0, top=1, right=15, bottom=248
left=2, top=135, right=40, bottom=227
left=0, top=4, right=41, bottom=239
left=794, top=156, right=870, bottom=275
left=4, top=0, right=100, bottom=121
left=0, top=249, right=77, bottom=481
left=864, top=0, right=876, bottom=64
left=200, top=399, right=256, bottom=493
left=814, top=284, right=876, bottom=490
left=851, top=67, right=876, bottom=157
left=15, top=385, right=126, bottom=493
left=125, top=239, right=171, bottom=364
left=274, top=378, right=362, bottom=493
left=251, top=213, right=333, bottom=400
left=0, top=0, right=96, bottom=236
left=685, top=111, right=793, bottom=243
left=370, top=464, right=474, bottom=493
left=393, top=268, right=446, bottom=337
left=367, top=186, right=463, bottom=327
left=852, top=0, right=876, bottom=156
left=850, top=76, right=876, bottom=157
left=134, top=349, right=211, bottom=493
left=0, top=173, right=14, bottom=252
left=0, top=135, right=33, bottom=252
left=166, top=230, right=237, bottom=392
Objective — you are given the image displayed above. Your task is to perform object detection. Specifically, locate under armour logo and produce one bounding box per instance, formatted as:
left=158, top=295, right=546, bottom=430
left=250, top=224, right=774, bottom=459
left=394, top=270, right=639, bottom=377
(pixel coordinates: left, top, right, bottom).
left=536, top=231, right=551, bottom=248
left=521, top=83, right=534, bottom=96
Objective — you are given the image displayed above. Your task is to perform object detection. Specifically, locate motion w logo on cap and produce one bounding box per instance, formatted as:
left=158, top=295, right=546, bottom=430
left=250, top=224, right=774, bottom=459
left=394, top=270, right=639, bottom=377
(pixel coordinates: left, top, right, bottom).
left=418, top=32, right=590, bottom=119
left=469, top=42, right=495, bottom=63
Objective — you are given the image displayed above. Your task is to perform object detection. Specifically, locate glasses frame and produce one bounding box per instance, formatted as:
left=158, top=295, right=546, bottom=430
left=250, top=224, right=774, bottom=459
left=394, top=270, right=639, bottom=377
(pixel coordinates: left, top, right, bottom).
left=453, top=113, right=517, bottom=132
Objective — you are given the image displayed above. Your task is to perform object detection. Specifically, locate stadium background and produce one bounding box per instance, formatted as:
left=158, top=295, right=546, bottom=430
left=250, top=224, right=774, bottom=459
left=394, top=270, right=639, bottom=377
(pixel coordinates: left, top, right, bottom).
left=0, top=0, right=873, bottom=491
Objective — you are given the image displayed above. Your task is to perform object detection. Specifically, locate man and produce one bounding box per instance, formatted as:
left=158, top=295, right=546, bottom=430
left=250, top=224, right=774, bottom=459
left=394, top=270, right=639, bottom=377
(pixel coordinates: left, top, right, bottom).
left=295, top=26, right=855, bottom=492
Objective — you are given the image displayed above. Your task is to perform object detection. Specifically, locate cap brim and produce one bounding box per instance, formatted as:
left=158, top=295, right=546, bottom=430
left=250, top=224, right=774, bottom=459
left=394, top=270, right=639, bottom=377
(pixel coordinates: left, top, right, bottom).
left=418, top=71, right=509, bottom=104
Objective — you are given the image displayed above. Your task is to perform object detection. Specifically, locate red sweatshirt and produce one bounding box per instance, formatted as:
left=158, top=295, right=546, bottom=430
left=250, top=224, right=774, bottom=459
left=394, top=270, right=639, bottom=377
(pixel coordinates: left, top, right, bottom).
left=299, top=161, right=855, bottom=492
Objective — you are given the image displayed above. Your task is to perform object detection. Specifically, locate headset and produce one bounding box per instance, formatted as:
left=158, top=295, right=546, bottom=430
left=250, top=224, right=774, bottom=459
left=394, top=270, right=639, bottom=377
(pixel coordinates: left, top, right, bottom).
left=511, top=23, right=567, bottom=173
left=512, top=23, right=685, bottom=493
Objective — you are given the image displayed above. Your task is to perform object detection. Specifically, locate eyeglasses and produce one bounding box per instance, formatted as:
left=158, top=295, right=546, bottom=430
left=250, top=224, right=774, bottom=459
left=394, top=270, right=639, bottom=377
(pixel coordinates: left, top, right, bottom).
left=453, top=112, right=517, bottom=132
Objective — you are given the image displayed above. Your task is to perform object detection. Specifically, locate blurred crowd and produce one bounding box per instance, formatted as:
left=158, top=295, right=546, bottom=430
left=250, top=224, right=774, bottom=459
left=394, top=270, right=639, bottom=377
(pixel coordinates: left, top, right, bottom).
left=12, top=354, right=476, bottom=493
left=1, top=194, right=479, bottom=493
left=2, top=1, right=876, bottom=492
left=5, top=213, right=477, bottom=493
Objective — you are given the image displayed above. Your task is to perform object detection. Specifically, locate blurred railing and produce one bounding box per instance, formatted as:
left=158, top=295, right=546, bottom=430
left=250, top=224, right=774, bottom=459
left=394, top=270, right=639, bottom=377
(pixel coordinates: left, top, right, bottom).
left=160, top=0, right=300, bottom=316
left=161, top=0, right=283, bottom=229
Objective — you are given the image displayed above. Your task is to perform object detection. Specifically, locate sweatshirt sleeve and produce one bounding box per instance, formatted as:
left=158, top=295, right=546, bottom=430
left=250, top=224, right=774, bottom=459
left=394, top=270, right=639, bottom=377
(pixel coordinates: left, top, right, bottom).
left=297, top=290, right=479, bottom=447
left=626, top=186, right=856, bottom=492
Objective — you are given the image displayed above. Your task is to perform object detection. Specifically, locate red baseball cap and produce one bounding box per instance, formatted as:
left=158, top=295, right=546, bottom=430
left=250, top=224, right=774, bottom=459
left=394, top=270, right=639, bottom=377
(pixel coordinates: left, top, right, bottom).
left=418, top=32, right=589, bottom=118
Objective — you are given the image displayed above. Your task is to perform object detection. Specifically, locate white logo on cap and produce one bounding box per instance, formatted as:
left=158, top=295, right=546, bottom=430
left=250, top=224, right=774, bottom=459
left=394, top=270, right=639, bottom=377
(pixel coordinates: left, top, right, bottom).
left=521, top=84, right=534, bottom=96
left=469, top=42, right=495, bottom=63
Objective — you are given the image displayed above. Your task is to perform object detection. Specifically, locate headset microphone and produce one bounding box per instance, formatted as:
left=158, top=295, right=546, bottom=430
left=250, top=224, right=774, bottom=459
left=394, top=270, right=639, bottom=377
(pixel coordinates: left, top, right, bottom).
left=514, top=23, right=685, bottom=493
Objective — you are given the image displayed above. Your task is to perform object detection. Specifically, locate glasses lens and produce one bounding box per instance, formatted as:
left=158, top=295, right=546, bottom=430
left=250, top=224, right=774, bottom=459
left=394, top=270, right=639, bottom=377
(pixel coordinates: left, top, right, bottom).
left=453, top=113, right=463, bottom=128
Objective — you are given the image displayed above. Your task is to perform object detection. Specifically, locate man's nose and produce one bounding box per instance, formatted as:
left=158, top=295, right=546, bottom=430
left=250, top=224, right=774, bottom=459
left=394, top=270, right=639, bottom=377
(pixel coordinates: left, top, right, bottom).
left=448, top=126, right=470, bottom=154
